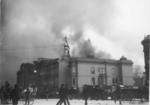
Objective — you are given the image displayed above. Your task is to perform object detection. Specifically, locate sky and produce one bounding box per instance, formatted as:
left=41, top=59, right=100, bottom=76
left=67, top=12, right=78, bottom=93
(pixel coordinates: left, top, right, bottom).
left=0, top=0, right=150, bottom=84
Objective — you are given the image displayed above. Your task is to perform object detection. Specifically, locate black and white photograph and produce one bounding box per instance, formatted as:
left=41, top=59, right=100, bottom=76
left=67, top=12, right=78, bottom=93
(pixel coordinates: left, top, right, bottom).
left=0, top=0, right=149, bottom=105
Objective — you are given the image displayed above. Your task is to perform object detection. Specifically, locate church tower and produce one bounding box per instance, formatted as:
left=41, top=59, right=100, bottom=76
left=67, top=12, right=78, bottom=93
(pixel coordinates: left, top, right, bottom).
left=61, top=36, right=70, bottom=59
left=141, top=35, right=150, bottom=86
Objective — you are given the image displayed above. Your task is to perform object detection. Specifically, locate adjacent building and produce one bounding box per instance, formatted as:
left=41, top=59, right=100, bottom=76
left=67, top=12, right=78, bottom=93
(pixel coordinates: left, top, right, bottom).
left=141, top=35, right=150, bottom=86
left=17, top=63, right=35, bottom=88
left=17, top=58, right=59, bottom=90
left=133, top=72, right=145, bottom=87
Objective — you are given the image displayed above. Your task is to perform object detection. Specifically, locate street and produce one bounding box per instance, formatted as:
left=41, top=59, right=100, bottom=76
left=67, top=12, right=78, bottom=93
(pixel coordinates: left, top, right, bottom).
left=1, top=99, right=149, bottom=105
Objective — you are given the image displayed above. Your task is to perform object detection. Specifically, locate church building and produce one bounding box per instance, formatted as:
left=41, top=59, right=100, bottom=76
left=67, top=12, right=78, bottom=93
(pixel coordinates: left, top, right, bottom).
left=52, top=37, right=134, bottom=89
left=17, top=37, right=134, bottom=91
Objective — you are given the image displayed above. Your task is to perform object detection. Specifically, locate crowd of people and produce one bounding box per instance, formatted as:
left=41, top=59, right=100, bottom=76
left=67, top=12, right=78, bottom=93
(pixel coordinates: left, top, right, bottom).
left=81, top=83, right=122, bottom=105
left=0, top=81, right=149, bottom=105
left=0, top=81, right=20, bottom=105
left=0, top=81, right=37, bottom=105
left=55, top=83, right=148, bottom=105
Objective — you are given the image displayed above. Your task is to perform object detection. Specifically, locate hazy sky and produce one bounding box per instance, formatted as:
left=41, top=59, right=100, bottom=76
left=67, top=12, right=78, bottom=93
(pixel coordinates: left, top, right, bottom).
left=0, top=0, right=150, bottom=84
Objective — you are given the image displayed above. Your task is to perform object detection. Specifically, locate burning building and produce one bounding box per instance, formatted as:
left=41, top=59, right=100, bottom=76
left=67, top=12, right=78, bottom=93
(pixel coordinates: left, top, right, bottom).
left=17, top=37, right=134, bottom=91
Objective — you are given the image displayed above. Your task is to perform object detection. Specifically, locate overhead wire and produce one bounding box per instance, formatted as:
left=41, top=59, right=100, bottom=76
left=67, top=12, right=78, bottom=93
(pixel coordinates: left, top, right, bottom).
left=0, top=45, right=53, bottom=51
left=0, top=44, right=54, bottom=60
left=1, top=54, right=36, bottom=60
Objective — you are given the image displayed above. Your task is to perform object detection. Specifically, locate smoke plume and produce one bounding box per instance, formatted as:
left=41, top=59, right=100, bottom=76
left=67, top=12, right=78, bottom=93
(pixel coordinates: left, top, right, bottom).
left=0, top=0, right=116, bottom=84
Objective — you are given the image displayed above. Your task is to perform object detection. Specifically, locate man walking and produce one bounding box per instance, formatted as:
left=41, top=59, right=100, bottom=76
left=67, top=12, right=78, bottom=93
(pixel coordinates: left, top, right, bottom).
left=64, top=84, right=70, bottom=105
left=56, top=84, right=66, bottom=105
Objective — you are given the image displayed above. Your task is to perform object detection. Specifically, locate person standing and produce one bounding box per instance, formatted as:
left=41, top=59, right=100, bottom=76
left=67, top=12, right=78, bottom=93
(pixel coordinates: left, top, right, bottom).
left=10, top=85, right=20, bottom=105
left=45, top=90, right=49, bottom=100
left=82, top=85, right=89, bottom=105
left=116, top=83, right=122, bottom=104
left=24, top=87, right=30, bottom=105
left=111, top=85, right=117, bottom=103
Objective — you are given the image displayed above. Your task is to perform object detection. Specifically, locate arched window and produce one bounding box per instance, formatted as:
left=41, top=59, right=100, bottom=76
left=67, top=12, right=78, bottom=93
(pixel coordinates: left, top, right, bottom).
left=97, top=67, right=100, bottom=73
left=98, top=67, right=105, bottom=74
left=92, top=77, right=95, bottom=85
left=91, top=67, right=95, bottom=74
left=72, top=67, right=76, bottom=73
left=102, top=68, right=105, bottom=74
left=72, top=78, right=76, bottom=86
left=112, top=68, right=115, bottom=75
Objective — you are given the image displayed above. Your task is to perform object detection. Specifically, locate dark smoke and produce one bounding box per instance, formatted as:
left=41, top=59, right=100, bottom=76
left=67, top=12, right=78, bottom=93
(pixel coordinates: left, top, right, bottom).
left=78, top=40, right=95, bottom=57
left=0, top=0, right=116, bottom=84
left=72, top=39, right=111, bottom=58
left=68, top=29, right=111, bottom=58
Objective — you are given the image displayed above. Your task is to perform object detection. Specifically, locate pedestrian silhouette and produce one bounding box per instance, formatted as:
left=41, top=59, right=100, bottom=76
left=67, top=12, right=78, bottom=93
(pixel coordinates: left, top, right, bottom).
left=56, top=84, right=66, bottom=105
left=10, top=84, right=20, bottom=105
left=82, top=85, right=89, bottom=105
left=24, top=87, right=30, bottom=105
left=64, top=84, right=70, bottom=105
left=115, top=83, right=122, bottom=104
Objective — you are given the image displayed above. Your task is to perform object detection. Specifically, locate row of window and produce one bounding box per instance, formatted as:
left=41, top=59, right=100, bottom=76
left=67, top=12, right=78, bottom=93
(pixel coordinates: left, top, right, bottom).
left=91, top=67, right=105, bottom=74
left=72, top=77, right=107, bottom=86
left=90, top=77, right=107, bottom=86
left=72, top=77, right=122, bottom=86
left=112, top=78, right=122, bottom=84
left=91, top=67, right=116, bottom=75
left=72, top=67, right=116, bottom=75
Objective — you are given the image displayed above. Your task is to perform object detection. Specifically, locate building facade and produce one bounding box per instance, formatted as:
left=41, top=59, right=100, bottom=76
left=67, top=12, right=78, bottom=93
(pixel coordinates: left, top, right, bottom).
left=66, top=56, right=134, bottom=89
left=17, top=58, right=59, bottom=90
left=141, top=35, right=150, bottom=86
left=17, top=56, right=134, bottom=90
left=17, top=63, right=35, bottom=88
left=17, top=37, right=134, bottom=91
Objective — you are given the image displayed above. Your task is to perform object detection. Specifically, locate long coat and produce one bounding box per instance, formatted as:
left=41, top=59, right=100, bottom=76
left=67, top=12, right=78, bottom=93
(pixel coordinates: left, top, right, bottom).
left=10, top=88, right=20, bottom=105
